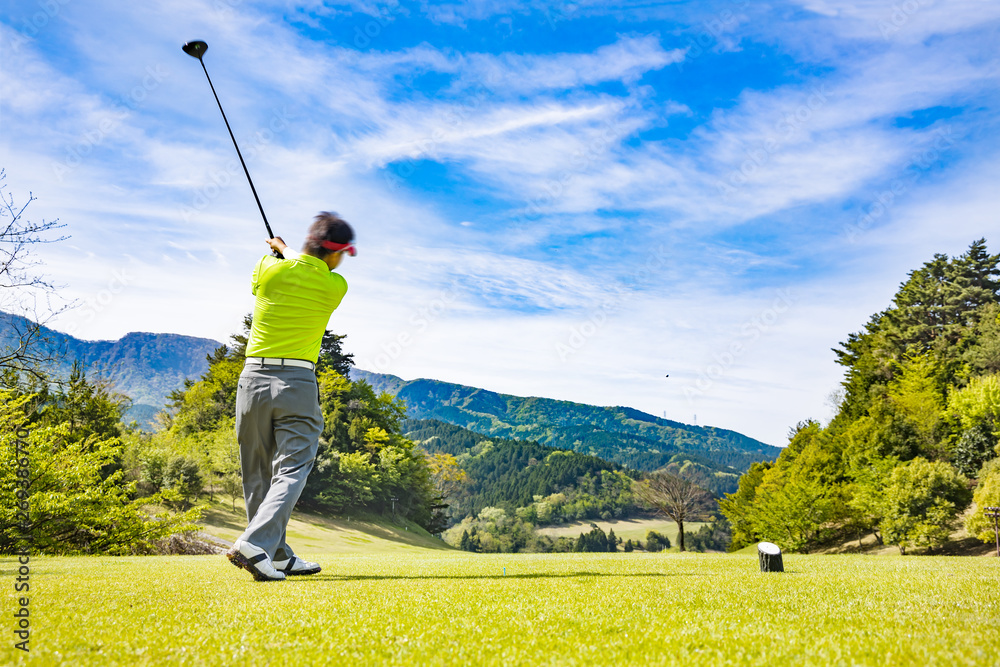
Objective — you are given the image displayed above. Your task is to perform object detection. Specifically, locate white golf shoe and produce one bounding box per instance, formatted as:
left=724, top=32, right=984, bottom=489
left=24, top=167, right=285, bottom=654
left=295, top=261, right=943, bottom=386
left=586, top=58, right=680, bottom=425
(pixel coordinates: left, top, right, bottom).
left=272, top=555, right=322, bottom=576
left=226, top=540, right=286, bottom=582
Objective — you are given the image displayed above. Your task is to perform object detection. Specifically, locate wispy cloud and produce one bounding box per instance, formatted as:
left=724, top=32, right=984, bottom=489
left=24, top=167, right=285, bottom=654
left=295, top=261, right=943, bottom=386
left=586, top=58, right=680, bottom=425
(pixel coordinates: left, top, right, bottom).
left=2, top=0, right=998, bottom=446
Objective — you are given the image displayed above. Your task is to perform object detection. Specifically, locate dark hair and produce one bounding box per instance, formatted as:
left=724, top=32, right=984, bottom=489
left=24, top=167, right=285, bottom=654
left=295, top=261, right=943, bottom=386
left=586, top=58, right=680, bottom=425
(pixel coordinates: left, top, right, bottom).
left=303, top=212, right=354, bottom=257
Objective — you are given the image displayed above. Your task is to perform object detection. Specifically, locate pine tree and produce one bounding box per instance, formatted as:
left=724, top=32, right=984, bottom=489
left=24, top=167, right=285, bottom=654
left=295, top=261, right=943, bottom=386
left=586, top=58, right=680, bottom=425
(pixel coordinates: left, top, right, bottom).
left=951, top=238, right=1000, bottom=315
left=316, top=330, right=355, bottom=377
left=607, top=528, right=618, bottom=552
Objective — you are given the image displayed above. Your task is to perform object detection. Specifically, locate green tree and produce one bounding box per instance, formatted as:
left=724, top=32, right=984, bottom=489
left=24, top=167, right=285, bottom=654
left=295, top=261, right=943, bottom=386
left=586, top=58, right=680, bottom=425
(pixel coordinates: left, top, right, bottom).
left=574, top=524, right=609, bottom=552
left=884, top=240, right=999, bottom=358
left=316, top=330, right=354, bottom=378
left=887, top=354, right=947, bottom=458
left=301, top=369, right=442, bottom=531
left=137, top=449, right=169, bottom=496
left=751, top=471, right=836, bottom=552
left=0, top=390, right=199, bottom=555
left=221, top=472, right=242, bottom=511
left=965, top=458, right=1000, bottom=544
left=948, top=374, right=1000, bottom=432
left=724, top=240, right=999, bottom=555
left=846, top=455, right=898, bottom=546
left=719, top=461, right=772, bottom=550
left=951, top=424, right=997, bottom=478
left=963, top=303, right=1000, bottom=374
left=879, top=458, right=972, bottom=554
left=164, top=344, right=242, bottom=435
left=162, top=455, right=204, bottom=509
left=40, top=361, right=129, bottom=444
left=834, top=240, right=1000, bottom=420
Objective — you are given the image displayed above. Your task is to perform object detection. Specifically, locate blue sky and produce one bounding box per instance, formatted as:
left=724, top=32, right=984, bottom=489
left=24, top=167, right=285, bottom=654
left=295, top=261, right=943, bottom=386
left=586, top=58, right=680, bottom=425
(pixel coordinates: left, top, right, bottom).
left=2, top=0, right=999, bottom=446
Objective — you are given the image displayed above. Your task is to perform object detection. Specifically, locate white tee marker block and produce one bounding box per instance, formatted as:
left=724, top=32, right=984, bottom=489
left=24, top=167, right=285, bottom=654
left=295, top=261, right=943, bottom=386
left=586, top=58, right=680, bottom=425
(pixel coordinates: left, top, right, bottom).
left=757, top=542, right=784, bottom=573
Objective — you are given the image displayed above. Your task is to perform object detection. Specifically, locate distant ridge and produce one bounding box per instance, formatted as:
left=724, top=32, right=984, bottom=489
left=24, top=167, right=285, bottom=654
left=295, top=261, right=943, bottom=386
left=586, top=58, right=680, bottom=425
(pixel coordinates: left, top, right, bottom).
left=1, top=311, right=222, bottom=422
left=350, top=368, right=780, bottom=486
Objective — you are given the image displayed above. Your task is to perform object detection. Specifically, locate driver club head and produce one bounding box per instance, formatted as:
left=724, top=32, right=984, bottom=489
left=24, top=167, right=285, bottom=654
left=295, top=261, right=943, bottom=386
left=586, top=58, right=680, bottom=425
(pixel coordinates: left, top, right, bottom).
left=182, top=40, right=208, bottom=59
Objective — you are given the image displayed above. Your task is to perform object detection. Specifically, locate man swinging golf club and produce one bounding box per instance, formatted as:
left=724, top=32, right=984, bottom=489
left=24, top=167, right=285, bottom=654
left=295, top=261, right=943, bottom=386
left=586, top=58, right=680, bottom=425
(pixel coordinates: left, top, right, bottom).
left=226, top=211, right=356, bottom=581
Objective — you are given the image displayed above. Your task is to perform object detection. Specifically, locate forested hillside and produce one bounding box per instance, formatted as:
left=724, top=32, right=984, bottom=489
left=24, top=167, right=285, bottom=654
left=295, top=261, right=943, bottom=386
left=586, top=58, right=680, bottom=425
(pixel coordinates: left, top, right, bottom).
left=721, top=239, right=1000, bottom=555
left=403, top=418, right=642, bottom=522
left=352, top=368, right=776, bottom=492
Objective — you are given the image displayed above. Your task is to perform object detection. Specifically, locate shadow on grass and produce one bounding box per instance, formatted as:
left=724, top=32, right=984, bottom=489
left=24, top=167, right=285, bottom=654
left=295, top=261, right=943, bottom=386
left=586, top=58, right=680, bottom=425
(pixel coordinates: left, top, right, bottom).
left=200, top=507, right=244, bottom=532
left=295, top=571, right=694, bottom=582
left=293, top=512, right=452, bottom=551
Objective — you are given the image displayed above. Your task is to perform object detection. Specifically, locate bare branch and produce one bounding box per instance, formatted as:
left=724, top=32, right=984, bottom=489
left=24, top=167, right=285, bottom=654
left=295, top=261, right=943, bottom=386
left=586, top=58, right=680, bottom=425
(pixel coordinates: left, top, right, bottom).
left=635, top=471, right=715, bottom=551
left=0, top=169, right=74, bottom=381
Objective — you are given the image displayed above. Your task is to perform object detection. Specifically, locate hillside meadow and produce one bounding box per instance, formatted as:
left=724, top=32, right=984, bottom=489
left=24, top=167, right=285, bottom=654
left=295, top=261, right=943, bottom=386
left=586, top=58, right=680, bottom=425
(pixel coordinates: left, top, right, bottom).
left=3, top=546, right=996, bottom=665
left=534, top=517, right=707, bottom=546
left=198, top=501, right=448, bottom=555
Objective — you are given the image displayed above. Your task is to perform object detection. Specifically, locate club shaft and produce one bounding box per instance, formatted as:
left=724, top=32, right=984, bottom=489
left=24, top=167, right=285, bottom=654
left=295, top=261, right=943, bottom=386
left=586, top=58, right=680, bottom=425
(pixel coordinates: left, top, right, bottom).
left=198, top=59, right=275, bottom=240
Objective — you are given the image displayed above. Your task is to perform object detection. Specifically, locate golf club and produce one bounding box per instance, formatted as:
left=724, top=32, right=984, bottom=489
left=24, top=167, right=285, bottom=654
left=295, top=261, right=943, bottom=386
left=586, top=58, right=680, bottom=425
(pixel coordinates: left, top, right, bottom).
left=182, top=40, right=282, bottom=258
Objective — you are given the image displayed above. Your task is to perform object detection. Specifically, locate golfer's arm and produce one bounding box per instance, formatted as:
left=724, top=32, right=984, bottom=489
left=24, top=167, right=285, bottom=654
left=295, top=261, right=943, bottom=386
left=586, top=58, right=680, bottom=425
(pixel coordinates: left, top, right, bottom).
left=266, top=237, right=297, bottom=259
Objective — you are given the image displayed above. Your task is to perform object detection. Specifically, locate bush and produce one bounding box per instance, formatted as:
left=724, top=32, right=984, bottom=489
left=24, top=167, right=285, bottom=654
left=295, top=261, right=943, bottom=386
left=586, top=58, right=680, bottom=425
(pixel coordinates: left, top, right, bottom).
left=952, top=424, right=997, bottom=477
left=645, top=530, right=671, bottom=552
left=0, top=391, right=200, bottom=555
left=880, top=458, right=972, bottom=554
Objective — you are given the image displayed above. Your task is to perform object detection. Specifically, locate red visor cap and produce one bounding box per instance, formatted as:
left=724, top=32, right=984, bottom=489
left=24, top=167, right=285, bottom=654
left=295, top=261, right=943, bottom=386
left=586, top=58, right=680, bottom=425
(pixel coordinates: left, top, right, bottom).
left=321, top=240, right=357, bottom=256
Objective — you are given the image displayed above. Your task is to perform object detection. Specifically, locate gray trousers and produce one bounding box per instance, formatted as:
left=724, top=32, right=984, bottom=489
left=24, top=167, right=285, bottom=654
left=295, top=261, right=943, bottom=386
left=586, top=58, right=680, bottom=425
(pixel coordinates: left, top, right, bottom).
left=235, top=364, right=322, bottom=561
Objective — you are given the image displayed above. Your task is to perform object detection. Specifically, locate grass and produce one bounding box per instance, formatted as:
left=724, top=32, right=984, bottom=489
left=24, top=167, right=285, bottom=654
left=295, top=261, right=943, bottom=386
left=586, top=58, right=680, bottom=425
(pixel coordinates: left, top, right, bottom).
left=3, top=551, right=997, bottom=665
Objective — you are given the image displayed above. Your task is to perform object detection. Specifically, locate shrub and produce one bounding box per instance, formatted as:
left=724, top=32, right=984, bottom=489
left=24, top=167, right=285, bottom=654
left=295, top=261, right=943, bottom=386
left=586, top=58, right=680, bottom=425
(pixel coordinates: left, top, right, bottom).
left=645, top=530, right=671, bottom=552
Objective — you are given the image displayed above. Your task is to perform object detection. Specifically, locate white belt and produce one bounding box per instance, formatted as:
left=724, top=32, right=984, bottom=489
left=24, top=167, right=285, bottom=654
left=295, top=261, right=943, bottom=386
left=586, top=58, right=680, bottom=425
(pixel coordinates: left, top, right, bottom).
left=245, top=357, right=315, bottom=370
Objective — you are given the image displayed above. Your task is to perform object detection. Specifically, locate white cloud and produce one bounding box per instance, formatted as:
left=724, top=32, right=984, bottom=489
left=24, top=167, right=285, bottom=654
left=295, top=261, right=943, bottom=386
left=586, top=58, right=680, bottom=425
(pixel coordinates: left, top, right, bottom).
left=3, top=0, right=1000, bottom=451
left=456, top=36, right=685, bottom=93
left=791, top=0, right=1000, bottom=43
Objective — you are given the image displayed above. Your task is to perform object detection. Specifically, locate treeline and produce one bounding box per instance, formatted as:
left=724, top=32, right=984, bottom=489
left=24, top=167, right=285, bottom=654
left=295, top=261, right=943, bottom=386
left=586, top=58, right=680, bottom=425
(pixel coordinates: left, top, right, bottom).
left=721, top=240, right=1000, bottom=554
left=457, top=522, right=639, bottom=553
left=445, top=508, right=731, bottom=554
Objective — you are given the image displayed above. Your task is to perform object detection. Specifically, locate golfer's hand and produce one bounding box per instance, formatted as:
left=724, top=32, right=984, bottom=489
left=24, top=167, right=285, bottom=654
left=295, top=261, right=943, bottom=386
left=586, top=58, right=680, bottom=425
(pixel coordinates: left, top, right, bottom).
left=266, top=237, right=287, bottom=254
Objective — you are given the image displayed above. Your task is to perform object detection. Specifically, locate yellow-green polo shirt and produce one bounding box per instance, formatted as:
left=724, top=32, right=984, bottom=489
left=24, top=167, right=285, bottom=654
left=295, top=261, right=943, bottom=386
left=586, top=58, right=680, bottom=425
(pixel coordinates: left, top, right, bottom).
left=245, top=251, right=348, bottom=362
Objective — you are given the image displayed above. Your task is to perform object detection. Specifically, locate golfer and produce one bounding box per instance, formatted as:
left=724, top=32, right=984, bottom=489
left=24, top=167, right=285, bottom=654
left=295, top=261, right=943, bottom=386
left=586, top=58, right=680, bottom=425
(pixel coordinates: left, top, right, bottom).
left=227, top=211, right=355, bottom=581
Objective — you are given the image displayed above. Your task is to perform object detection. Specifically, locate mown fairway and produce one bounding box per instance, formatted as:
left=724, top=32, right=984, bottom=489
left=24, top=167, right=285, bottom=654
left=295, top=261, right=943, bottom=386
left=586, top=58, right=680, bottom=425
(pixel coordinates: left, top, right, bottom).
left=2, top=552, right=998, bottom=666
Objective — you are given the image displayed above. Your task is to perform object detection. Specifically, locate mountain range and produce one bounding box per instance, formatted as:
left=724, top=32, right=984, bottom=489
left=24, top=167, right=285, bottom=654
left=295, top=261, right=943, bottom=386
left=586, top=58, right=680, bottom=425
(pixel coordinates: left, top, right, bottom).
left=350, top=368, right=780, bottom=487
left=0, top=312, right=222, bottom=423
